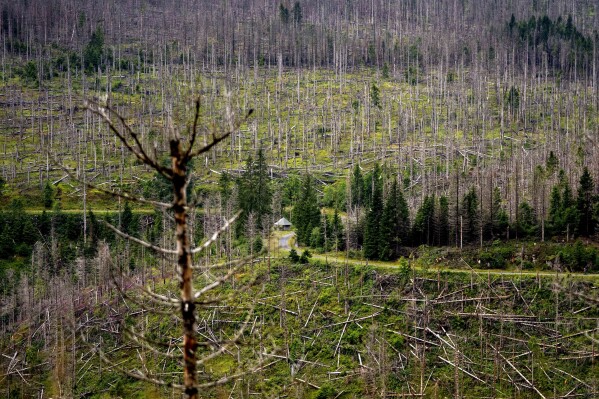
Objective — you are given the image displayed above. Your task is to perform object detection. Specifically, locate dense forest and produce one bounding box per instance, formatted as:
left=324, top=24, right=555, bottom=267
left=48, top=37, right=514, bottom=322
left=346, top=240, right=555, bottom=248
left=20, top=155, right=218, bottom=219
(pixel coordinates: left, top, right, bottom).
left=2, top=0, right=599, bottom=398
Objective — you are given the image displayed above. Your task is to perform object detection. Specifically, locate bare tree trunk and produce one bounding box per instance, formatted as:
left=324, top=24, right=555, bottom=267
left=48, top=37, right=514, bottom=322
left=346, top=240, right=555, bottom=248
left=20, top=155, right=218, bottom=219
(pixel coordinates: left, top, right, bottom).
left=170, top=139, right=198, bottom=398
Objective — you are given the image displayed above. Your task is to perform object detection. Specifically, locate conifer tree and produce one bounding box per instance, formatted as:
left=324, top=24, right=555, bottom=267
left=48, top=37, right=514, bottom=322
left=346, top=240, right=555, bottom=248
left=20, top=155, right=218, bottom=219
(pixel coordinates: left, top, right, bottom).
left=288, top=248, right=299, bottom=262
left=549, top=170, right=580, bottom=237
left=84, top=26, right=104, bottom=71
left=363, top=169, right=383, bottom=260
left=491, top=187, right=509, bottom=238
left=577, top=167, right=595, bottom=236
left=350, top=164, right=364, bottom=209
left=279, top=3, right=290, bottom=24
left=294, top=174, right=321, bottom=246
left=330, top=207, right=345, bottom=251
left=362, top=163, right=382, bottom=209
left=43, top=181, right=54, bottom=209
left=219, top=172, right=233, bottom=203
left=292, top=2, right=302, bottom=24
left=461, top=187, right=479, bottom=243
left=517, top=201, right=538, bottom=238
left=548, top=185, right=562, bottom=234
left=236, top=149, right=272, bottom=236
left=253, top=149, right=272, bottom=227
left=120, top=202, right=134, bottom=235
left=282, top=174, right=302, bottom=207
left=371, top=83, right=381, bottom=109
left=436, top=195, right=449, bottom=246
left=412, top=195, right=435, bottom=246
left=546, top=151, right=558, bottom=176
left=396, top=185, right=411, bottom=246
left=379, top=180, right=399, bottom=260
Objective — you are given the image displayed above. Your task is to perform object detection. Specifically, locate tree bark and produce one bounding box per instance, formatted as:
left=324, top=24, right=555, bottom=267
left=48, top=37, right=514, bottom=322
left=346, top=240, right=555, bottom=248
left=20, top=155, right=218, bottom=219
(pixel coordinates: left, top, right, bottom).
left=170, top=139, right=198, bottom=398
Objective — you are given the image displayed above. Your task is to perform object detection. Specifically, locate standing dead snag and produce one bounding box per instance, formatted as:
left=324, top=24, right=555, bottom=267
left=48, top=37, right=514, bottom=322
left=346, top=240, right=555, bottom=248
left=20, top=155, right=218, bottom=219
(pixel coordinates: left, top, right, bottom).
left=170, top=138, right=198, bottom=397
left=85, top=98, right=253, bottom=398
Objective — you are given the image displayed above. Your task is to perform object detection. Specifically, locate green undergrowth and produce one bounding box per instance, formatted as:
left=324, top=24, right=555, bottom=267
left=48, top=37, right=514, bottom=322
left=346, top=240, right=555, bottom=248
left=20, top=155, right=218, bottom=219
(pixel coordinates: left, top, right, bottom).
left=308, top=239, right=599, bottom=276
left=415, top=239, right=599, bottom=273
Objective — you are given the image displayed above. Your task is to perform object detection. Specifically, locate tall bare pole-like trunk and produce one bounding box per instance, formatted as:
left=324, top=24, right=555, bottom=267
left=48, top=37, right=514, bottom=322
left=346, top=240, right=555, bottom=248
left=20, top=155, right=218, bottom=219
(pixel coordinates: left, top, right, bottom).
left=170, top=139, right=197, bottom=398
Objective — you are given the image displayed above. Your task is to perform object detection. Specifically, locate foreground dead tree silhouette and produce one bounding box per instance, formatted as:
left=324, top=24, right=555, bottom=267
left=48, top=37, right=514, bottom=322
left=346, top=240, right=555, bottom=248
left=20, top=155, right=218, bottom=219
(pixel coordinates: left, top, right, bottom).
left=85, top=98, right=254, bottom=398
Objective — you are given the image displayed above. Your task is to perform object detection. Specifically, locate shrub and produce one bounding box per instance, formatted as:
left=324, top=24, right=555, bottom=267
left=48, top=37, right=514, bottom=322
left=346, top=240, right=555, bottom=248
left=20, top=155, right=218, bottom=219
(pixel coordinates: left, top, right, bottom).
left=288, top=248, right=299, bottom=263
left=299, top=249, right=312, bottom=264
left=478, top=245, right=515, bottom=269
left=314, top=384, right=336, bottom=399
left=252, top=236, right=263, bottom=253
left=558, top=240, right=598, bottom=272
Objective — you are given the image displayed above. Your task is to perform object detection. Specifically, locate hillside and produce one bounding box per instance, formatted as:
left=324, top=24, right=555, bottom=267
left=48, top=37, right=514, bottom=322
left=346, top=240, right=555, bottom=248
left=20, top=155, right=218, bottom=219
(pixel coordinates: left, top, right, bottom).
left=3, top=255, right=599, bottom=398
left=2, top=0, right=599, bottom=398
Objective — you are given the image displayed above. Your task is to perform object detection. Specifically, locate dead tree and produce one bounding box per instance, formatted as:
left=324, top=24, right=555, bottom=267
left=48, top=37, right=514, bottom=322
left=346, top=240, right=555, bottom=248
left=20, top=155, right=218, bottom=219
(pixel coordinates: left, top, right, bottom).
left=84, top=97, right=254, bottom=398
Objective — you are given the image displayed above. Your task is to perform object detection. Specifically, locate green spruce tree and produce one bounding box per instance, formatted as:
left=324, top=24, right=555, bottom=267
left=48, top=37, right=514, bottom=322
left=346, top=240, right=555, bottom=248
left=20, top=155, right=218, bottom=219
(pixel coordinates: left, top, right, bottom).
left=279, top=3, right=290, bottom=24
left=292, top=2, right=302, bottom=24
left=577, top=167, right=595, bottom=236
left=436, top=195, right=449, bottom=246
left=550, top=170, right=580, bottom=237
left=517, top=201, right=538, bottom=238
left=294, top=174, right=321, bottom=246
left=396, top=185, right=411, bottom=246
left=379, top=180, right=399, bottom=260
left=461, top=187, right=479, bottom=244
left=490, top=187, right=509, bottom=238
left=546, top=151, right=558, bottom=176
left=236, top=149, right=272, bottom=236
left=412, top=195, right=435, bottom=246
left=84, top=26, right=105, bottom=71
left=548, top=184, right=562, bottom=234
left=219, top=172, right=233, bottom=203
left=371, top=83, right=381, bottom=109
left=121, top=201, right=134, bottom=235
left=43, top=181, right=54, bottom=209
left=363, top=167, right=383, bottom=260
left=350, top=164, right=364, bottom=209
left=329, top=207, right=345, bottom=251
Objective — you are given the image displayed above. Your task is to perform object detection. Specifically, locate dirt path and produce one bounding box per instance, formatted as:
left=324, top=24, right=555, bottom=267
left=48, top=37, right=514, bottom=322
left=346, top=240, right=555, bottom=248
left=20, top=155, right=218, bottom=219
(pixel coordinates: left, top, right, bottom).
left=279, top=233, right=296, bottom=250
left=308, top=253, right=599, bottom=281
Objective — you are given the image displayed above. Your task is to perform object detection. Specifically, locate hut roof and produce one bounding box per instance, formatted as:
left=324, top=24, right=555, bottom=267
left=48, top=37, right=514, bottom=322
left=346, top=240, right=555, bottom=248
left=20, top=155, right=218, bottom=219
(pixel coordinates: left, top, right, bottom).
left=274, top=217, right=292, bottom=227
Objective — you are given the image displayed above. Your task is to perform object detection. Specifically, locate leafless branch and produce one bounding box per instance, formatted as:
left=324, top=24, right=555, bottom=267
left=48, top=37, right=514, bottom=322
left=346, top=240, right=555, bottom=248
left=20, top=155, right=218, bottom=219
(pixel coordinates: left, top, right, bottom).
left=188, top=109, right=253, bottom=158
left=124, top=329, right=181, bottom=359
left=48, top=152, right=172, bottom=209
left=196, top=305, right=258, bottom=368
left=195, top=273, right=259, bottom=306
left=102, top=220, right=177, bottom=255
left=96, top=347, right=183, bottom=389
left=185, top=98, right=201, bottom=159
left=492, top=344, right=546, bottom=399
left=191, top=211, right=242, bottom=254
left=106, top=264, right=180, bottom=311
left=85, top=99, right=173, bottom=179
left=194, top=261, right=248, bottom=300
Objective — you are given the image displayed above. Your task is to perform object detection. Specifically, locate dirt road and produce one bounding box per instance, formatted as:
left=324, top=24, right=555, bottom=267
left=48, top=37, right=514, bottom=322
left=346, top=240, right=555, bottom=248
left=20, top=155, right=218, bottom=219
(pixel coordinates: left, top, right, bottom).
left=279, top=233, right=296, bottom=250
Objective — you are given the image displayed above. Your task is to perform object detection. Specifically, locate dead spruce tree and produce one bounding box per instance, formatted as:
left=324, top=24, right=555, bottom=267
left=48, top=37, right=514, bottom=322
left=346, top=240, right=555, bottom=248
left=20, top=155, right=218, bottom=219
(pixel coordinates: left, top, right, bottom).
left=83, top=97, right=257, bottom=398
